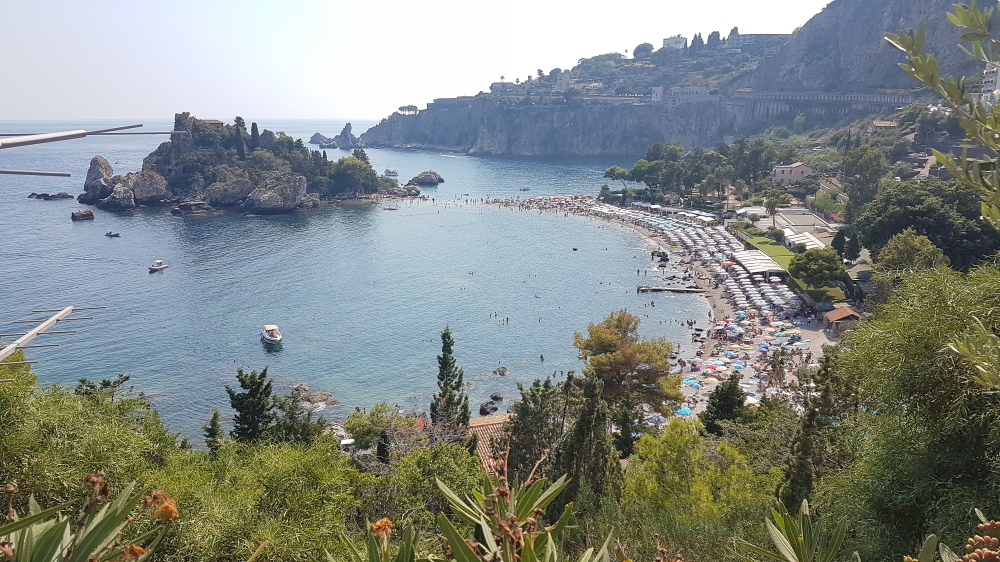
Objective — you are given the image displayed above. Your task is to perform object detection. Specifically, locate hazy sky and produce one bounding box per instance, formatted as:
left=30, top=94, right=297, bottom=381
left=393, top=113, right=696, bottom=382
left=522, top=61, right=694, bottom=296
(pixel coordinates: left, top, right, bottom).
left=0, top=0, right=832, bottom=121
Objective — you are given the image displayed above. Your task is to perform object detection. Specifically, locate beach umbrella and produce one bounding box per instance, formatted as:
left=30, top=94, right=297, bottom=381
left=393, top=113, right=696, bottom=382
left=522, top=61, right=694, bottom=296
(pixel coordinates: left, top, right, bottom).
left=723, top=351, right=735, bottom=357
left=648, top=414, right=667, bottom=424
left=690, top=383, right=703, bottom=389
left=731, top=359, right=745, bottom=364
left=675, top=406, right=693, bottom=416
left=682, top=378, right=698, bottom=384
left=704, top=377, right=719, bottom=383
left=761, top=336, right=774, bottom=341
left=733, top=364, right=746, bottom=370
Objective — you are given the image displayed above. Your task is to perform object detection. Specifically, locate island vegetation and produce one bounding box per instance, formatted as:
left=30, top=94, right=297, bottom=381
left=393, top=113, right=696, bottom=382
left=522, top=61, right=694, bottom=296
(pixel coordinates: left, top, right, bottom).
left=78, top=114, right=413, bottom=215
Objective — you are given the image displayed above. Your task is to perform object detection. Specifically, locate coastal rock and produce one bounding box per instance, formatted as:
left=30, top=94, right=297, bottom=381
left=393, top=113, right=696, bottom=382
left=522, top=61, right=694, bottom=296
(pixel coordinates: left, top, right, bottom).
left=479, top=401, right=499, bottom=416
left=409, top=170, right=444, bottom=186
left=97, top=185, right=136, bottom=211
left=325, top=422, right=348, bottom=439
left=84, top=156, right=114, bottom=190
left=79, top=177, right=115, bottom=204
left=296, top=192, right=321, bottom=210
left=119, top=170, right=170, bottom=205
left=29, top=192, right=73, bottom=200
left=301, top=391, right=334, bottom=404
left=490, top=392, right=503, bottom=401
left=332, top=122, right=362, bottom=150
left=170, top=199, right=218, bottom=216
left=309, top=132, right=335, bottom=145
left=491, top=366, right=509, bottom=377
left=242, top=172, right=307, bottom=214
left=205, top=166, right=254, bottom=207
left=71, top=209, right=95, bottom=221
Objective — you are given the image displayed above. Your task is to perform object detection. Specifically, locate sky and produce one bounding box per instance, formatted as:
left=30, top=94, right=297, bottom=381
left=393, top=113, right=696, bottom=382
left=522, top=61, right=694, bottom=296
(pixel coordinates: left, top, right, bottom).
left=0, top=0, right=832, bottom=122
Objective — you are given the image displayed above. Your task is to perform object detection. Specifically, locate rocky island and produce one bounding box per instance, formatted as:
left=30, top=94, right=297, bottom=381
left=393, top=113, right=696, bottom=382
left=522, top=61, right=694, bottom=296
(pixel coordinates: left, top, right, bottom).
left=80, top=113, right=410, bottom=215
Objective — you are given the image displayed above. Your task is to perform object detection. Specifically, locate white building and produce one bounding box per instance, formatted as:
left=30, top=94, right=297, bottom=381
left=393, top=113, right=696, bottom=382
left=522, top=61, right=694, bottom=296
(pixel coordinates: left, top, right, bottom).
left=663, top=35, right=687, bottom=50
left=772, top=162, right=813, bottom=185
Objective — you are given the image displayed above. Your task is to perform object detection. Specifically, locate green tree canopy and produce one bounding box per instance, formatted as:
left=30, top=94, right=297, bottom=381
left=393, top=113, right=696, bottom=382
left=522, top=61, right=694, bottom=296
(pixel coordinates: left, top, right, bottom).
left=633, top=42, right=654, bottom=58
left=573, top=310, right=681, bottom=407
left=816, top=263, right=1000, bottom=559
left=854, top=178, right=999, bottom=269
left=330, top=155, right=378, bottom=196
left=843, top=145, right=888, bottom=212
left=788, top=247, right=846, bottom=289
left=875, top=227, right=951, bottom=271
left=699, top=374, right=747, bottom=435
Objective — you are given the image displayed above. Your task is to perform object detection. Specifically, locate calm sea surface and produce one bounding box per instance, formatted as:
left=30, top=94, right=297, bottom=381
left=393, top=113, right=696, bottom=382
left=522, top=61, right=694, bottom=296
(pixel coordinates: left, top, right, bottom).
left=0, top=119, right=709, bottom=438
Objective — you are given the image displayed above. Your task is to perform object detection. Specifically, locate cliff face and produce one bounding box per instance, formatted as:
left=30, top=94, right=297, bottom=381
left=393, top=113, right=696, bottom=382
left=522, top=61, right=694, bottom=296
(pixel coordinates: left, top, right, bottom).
left=733, top=0, right=980, bottom=93
left=362, top=101, right=742, bottom=158
left=363, top=0, right=984, bottom=158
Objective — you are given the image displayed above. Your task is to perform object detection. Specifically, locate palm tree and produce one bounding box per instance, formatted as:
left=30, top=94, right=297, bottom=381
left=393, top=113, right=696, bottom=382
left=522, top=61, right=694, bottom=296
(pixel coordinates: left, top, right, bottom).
left=766, top=197, right=780, bottom=228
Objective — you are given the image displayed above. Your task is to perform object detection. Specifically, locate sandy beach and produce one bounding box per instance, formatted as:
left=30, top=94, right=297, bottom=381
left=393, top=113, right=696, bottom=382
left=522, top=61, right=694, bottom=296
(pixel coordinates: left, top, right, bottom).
left=502, top=196, right=835, bottom=417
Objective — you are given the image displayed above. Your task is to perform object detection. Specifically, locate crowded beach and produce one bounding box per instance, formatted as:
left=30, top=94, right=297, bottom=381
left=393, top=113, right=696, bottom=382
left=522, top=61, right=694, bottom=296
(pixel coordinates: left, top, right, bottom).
left=504, top=194, right=833, bottom=419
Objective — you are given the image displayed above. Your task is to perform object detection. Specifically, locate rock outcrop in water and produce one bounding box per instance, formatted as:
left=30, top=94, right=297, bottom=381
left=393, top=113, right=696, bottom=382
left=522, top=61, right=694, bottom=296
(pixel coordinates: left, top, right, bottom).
left=332, top=122, right=363, bottom=150
left=408, top=170, right=445, bottom=186
left=80, top=157, right=170, bottom=210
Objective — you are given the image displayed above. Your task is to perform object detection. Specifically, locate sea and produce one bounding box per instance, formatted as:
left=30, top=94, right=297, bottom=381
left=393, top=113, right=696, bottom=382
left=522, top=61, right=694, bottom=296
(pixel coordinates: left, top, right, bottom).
left=0, top=119, right=710, bottom=439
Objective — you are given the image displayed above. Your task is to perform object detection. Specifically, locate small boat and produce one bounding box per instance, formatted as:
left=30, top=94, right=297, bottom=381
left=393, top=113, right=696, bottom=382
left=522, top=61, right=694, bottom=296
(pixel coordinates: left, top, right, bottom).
left=519, top=187, right=530, bottom=192
left=105, top=230, right=121, bottom=237
left=384, top=168, right=399, bottom=177
left=148, top=259, right=168, bottom=272
left=261, top=324, right=283, bottom=343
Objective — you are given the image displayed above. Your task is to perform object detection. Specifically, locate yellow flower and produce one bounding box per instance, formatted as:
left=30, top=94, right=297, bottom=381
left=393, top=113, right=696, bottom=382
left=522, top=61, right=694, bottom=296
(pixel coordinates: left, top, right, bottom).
left=371, top=518, right=393, bottom=541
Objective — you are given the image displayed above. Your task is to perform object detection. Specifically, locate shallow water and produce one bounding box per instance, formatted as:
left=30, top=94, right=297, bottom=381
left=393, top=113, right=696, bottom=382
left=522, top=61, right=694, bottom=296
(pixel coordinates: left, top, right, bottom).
left=0, top=119, right=709, bottom=438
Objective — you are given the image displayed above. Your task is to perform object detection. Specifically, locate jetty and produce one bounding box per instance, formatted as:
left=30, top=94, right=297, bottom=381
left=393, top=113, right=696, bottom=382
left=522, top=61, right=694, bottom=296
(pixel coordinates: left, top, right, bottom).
left=637, top=285, right=706, bottom=294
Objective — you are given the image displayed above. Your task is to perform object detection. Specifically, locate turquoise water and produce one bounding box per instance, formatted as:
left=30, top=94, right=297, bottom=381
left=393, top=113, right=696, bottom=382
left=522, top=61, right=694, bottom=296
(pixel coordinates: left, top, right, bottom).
left=0, top=120, right=709, bottom=437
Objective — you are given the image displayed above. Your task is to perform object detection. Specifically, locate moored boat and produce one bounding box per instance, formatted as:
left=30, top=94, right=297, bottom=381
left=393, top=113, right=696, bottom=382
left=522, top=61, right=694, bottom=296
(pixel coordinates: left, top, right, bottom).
left=384, top=168, right=399, bottom=176
left=105, top=230, right=121, bottom=237
left=261, top=324, right=283, bottom=343
left=148, top=259, right=168, bottom=272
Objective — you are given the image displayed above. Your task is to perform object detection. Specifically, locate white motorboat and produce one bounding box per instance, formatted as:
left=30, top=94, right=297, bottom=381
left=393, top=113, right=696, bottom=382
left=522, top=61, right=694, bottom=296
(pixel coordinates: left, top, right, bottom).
left=148, top=259, right=168, bottom=272
left=384, top=168, right=399, bottom=176
left=261, top=324, right=283, bottom=343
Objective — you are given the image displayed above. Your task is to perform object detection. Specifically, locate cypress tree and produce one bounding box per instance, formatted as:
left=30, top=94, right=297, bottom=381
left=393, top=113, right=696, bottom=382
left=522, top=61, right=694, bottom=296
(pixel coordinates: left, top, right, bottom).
left=249, top=122, right=260, bottom=151
left=376, top=429, right=390, bottom=464
left=831, top=229, right=847, bottom=257
left=203, top=409, right=224, bottom=453
left=844, top=235, right=861, bottom=262
left=430, top=328, right=471, bottom=430
left=225, top=367, right=274, bottom=442
left=549, top=375, right=622, bottom=507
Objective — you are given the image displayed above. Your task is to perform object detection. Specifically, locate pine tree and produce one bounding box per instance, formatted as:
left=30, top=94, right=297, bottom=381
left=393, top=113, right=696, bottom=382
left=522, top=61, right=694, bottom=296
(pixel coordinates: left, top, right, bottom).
left=699, top=374, right=747, bottom=434
left=270, top=391, right=326, bottom=444
left=249, top=122, right=260, bottom=151
left=550, top=375, right=622, bottom=508
left=831, top=229, right=847, bottom=257
left=233, top=116, right=246, bottom=161
left=844, top=235, right=861, bottom=262
left=430, top=328, right=471, bottom=431
left=203, top=409, right=223, bottom=453
left=225, top=367, right=274, bottom=442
